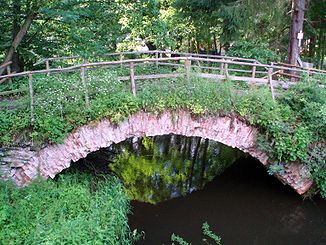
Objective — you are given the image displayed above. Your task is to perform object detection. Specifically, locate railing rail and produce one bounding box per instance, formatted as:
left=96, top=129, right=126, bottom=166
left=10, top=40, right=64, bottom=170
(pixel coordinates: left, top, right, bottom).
left=2, top=55, right=326, bottom=80
left=33, top=50, right=260, bottom=66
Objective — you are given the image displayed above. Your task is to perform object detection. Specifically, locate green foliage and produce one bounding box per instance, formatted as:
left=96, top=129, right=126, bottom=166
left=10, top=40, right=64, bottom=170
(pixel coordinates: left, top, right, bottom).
left=0, top=173, right=133, bottom=244
left=202, top=222, right=222, bottom=245
left=227, top=41, right=279, bottom=63
left=171, top=222, right=222, bottom=245
left=279, top=79, right=326, bottom=140
left=304, top=144, right=326, bottom=198
left=171, top=234, right=191, bottom=245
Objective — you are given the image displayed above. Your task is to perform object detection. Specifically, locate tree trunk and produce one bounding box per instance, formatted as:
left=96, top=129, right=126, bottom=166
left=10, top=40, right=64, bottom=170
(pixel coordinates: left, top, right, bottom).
left=0, top=12, right=36, bottom=75
left=318, top=27, right=325, bottom=69
left=286, top=0, right=306, bottom=66
left=11, top=0, right=22, bottom=72
left=213, top=34, right=218, bottom=54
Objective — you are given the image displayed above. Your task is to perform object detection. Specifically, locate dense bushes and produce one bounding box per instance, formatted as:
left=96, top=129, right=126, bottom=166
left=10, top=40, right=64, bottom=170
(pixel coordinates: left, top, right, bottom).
left=227, top=41, right=279, bottom=64
left=0, top=174, right=133, bottom=244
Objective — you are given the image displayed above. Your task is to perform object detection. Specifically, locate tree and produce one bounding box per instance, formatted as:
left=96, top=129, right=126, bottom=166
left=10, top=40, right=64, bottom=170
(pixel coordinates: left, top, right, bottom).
left=0, top=0, right=121, bottom=74
left=287, top=0, right=306, bottom=66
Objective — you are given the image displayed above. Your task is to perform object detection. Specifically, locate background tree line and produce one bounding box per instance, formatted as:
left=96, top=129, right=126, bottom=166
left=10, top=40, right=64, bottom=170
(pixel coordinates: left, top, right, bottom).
left=0, top=0, right=325, bottom=74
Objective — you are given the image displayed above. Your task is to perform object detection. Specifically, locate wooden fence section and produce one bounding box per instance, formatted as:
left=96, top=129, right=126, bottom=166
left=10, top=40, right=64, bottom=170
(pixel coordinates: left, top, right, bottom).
left=1, top=51, right=325, bottom=126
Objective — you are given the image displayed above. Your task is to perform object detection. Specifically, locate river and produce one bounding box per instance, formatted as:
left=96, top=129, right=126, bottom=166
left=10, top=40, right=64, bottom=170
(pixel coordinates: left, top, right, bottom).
left=71, top=135, right=326, bottom=244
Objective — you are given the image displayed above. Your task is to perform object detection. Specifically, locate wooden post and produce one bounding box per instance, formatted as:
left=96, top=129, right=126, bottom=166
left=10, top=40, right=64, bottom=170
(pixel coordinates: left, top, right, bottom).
left=252, top=62, right=256, bottom=78
left=268, top=67, right=275, bottom=100
left=185, top=58, right=191, bottom=81
left=45, top=60, right=50, bottom=76
left=224, top=63, right=229, bottom=79
left=6, top=66, right=12, bottom=83
left=28, top=73, right=35, bottom=126
left=120, top=54, right=123, bottom=68
left=220, top=60, right=224, bottom=75
left=155, top=51, right=159, bottom=69
left=81, top=66, right=90, bottom=109
left=130, top=62, right=136, bottom=96
left=307, top=69, right=310, bottom=82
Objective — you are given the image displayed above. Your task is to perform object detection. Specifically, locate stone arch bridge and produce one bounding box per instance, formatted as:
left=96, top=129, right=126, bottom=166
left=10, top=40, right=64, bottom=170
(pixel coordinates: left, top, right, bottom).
left=0, top=110, right=313, bottom=195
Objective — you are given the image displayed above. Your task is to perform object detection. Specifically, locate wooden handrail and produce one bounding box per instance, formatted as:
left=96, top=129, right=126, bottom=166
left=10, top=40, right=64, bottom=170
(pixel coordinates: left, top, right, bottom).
left=33, top=50, right=259, bottom=66
left=2, top=55, right=326, bottom=81
left=275, top=62, right=326, bottom=74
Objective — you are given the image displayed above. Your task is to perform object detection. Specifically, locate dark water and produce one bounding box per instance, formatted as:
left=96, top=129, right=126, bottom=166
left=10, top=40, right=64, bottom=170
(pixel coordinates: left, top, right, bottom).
left=70, top=135, right=326, bottom=245
left=129, top=158, right=326, bottom=245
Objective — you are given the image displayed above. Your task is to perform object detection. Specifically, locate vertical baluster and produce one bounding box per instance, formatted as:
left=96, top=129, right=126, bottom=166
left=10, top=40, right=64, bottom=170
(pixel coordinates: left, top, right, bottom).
left=45, top=60, right=50, bottom=76
left=185, top=58, right=191, bottom=81
left=28, top=73, right=35, bottom=126
left=268, top=67, right=275, bottom=100
left=81, top=66, right=90, bottom=109
left=130, top=62, right=136, bottom=96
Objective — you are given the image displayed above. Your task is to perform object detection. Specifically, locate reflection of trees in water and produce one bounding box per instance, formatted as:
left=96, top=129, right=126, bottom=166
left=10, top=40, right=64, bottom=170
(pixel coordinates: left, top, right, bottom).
left=109, top=135, right=245, bottom=204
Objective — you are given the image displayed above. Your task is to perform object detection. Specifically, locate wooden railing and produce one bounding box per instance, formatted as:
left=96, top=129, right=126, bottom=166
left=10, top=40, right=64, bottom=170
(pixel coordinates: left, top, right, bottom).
left=1, top=51, right=325, bottom=126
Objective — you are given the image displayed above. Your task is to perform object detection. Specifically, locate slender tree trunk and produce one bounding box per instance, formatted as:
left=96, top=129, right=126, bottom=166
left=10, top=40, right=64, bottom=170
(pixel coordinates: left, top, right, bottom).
left=213, top=34, right=218, bottom=54
left=0, top=12, right=36, bottom=75
left=286, top=0, right=306, bottom=66
left=318, top=28, right=325, bottom=69
left=12, top=0, right=21, bottom=72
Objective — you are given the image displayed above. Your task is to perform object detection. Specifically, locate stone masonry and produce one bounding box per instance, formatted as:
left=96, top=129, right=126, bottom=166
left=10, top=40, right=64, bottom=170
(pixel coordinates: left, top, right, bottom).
left=0, top=110, right=313, bottom=194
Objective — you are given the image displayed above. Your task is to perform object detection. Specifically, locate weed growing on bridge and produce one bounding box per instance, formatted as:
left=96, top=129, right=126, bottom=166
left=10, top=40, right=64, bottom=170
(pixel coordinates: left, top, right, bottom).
left=0, top=173, right=135, bottom=244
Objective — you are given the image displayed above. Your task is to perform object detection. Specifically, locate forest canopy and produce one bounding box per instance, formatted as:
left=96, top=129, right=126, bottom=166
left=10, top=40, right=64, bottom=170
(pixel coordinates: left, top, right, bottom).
left=0, top=0, right=325, bottom=72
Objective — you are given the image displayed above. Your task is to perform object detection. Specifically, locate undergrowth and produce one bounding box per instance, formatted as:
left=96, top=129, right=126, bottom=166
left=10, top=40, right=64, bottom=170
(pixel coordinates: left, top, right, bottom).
left=0, top=173, right=134, bottom=244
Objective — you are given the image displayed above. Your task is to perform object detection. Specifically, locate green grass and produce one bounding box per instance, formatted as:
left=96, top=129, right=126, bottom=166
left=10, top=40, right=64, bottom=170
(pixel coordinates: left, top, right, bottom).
left=0, top=173, right=134, bottom=244
left=0, top=67, right=325, bottom=197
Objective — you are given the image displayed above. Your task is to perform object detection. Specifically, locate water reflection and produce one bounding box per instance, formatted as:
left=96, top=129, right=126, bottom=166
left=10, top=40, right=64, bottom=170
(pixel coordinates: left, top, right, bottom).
left=109, top=135, right=245, bottom=204
left=71, top=135, right=245, bottom=204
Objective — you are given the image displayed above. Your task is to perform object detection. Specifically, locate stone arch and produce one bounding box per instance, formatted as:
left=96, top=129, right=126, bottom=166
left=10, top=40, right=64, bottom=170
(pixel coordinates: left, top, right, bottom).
left=1, top=110, right=312, bottom=194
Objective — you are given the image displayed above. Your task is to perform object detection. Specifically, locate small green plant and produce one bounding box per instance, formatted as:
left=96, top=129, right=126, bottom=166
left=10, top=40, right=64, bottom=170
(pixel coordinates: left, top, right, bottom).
left=171, top=222, right=222, bottom=245
left=268, top=163, right=285, bottom=175
left=202, top=222, right=222, bottom=245
left=171, top=234, right=191, bottom=245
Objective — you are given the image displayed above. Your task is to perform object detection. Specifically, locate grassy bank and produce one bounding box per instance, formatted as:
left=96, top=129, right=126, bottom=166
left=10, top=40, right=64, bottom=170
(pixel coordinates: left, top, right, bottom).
left=0, top=173, right=133, bottom=244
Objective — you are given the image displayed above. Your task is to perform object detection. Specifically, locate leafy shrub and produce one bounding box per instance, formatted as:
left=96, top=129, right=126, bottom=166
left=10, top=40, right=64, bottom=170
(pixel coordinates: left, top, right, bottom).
left=227, top=41, right=279, bottom=64
left=305, top=144, right=326, bottom=198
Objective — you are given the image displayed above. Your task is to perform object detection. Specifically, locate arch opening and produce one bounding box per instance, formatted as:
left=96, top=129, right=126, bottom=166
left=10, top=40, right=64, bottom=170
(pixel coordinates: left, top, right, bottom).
left=59, top=134, right=248, bottom=204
